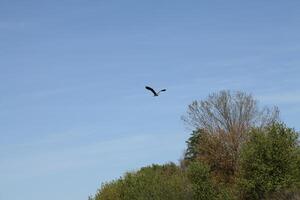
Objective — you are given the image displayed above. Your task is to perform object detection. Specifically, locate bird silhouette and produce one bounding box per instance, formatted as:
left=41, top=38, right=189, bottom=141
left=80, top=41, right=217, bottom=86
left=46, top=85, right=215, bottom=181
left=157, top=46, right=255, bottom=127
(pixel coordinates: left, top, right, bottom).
left=145, top=86, right=166, bottom=96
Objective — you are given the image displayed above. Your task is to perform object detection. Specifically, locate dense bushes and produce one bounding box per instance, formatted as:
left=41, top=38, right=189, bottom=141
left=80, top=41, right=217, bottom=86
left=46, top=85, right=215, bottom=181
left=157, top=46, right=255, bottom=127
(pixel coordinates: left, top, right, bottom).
left=93, top=162, right=234, bottom=200
left=186, top=161, right=224, bottom=200
left=94, top=163, right=192, bottom=200
left=238, top=123, right=300, bottom=199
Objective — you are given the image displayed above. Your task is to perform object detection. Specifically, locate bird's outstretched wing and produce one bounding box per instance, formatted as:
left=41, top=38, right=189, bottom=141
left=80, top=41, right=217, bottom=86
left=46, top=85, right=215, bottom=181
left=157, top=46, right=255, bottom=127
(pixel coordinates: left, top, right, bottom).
left=157, top=89, right=166, bottom=94
left=145, top=86, right=158, bottom=96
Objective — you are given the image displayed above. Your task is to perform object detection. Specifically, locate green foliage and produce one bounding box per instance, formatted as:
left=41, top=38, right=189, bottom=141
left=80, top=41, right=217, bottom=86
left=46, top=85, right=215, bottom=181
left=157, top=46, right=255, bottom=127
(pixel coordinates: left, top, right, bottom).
left=94, top=161, right=234, bottom=200
left=95, top=180, right=123, bottom=200
left=184, top=128, right=239, bottom=183
left=265, top=188, right=300, bottom=200
left=184, top=129, right=202, bottom=161
left=186, top=161, right=217, bottom=200
left=94, top=163, right=192, bottom=200
left=238, top=123, right=300, bottom=199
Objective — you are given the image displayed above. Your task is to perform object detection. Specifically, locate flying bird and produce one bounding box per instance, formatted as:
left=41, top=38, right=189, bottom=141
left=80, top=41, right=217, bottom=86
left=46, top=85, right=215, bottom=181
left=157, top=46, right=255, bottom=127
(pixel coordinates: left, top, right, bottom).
left=145, top=86, right=166, bottom=96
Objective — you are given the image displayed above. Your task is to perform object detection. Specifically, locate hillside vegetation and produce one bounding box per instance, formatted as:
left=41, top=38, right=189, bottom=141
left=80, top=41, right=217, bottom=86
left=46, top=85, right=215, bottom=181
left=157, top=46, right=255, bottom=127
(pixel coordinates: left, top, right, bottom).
left=90, top=91, right=300, bottom=200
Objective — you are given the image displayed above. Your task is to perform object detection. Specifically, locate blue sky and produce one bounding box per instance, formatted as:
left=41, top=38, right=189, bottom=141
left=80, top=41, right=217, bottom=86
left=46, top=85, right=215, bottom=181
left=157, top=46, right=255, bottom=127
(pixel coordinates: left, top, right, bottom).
left=1, top=0, right=300, bottom=199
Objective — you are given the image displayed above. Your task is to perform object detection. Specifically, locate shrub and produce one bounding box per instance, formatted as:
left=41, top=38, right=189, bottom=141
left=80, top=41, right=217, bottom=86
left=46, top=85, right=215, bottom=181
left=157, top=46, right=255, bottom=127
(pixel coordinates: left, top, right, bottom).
left=238, top=123, right=300, bottom=199
left=94, top=163, right=192, bottom=200
left=186, top=161, right=217, bottom=200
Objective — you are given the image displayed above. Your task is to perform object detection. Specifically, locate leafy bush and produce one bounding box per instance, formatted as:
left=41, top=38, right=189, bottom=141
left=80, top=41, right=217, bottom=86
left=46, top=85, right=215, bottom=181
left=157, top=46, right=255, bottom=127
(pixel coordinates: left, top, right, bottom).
left=94, top=163, right=192, bottom=200
left=186, top=161, right=217, bottom=200
left=238, top=123, right=300, bottom=199
left=266, top=188, right=300, bottom=200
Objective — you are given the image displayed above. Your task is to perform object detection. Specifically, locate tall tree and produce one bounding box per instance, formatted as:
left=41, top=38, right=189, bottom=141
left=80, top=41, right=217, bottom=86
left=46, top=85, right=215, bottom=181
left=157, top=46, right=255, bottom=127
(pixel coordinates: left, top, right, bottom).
left=182, top=90, right=279, bottom=182
left=182, top=90, right=279, bottom=133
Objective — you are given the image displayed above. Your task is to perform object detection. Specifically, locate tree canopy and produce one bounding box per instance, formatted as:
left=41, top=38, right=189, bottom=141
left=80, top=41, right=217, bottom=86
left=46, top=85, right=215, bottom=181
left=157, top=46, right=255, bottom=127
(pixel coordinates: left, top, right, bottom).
left=238, top=123, right=300, bottom=199
left=182, top=90, right=279, bottom=132
left=182, top=90, right=280, bottom=183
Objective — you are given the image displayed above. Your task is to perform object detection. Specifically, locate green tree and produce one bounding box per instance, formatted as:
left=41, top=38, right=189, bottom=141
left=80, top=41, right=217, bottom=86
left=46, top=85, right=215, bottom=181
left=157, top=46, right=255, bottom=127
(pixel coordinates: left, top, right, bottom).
left=94, top=180, right=122, bottom=200
left=238, top=123, right=300, bottom=199
left=186, top=161, right=217, bottom=200
left=94, top=163, right=192, bottom=200
left=184, top=129, right=204, bottom=161
left=182, top=90, right=279, bottom=183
